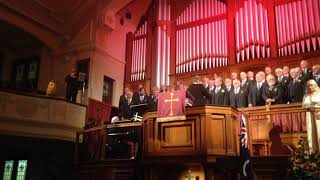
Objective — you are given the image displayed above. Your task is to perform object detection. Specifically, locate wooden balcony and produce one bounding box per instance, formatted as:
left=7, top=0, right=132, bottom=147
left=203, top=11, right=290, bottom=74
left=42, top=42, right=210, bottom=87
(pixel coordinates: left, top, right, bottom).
left=0, top=90, right=86, bottom=142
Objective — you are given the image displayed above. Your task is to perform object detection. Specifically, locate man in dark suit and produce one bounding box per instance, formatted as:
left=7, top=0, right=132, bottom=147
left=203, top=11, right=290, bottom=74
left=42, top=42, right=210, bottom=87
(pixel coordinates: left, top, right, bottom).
left=229, top=79, right=248, bottom=108
left=207, top=80, right=215, bottom=104
left=211, top=77, right=229, bottom=105
left=119, top=91, right=134, bottom=119
left=248, top=72, right=266, bottom=107
left=187, top=76, right=211, bottom=106
left=133, top=84, right=144, bottom=102
left=300, top=60, right=313, bottom=83
left=287, top=68, right=304, bottom=103
left=133, top=87, right=149, bottom=116
left=119, top=87, right=130, bottom=110
left=312, top=64, right=320, bottom=86
left=148, top=86, right=159, bottom=111
left=275, top=68, right=290, bottom=103
left=240, top=71, right=253, bottom=94
left=262, top=74, right=284, bottom=105
left=224, top=78, right=233, bottom=105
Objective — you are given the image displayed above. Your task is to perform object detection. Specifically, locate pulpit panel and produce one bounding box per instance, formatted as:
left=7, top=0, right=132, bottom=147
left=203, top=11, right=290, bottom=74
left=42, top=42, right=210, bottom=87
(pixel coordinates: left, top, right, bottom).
left=206, top=114, right=226, bottom=155
left=156, top=117, right=200, bottom=155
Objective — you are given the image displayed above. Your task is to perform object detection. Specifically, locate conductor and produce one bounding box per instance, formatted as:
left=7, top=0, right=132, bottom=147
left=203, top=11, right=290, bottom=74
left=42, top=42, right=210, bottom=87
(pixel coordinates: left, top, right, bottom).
left=187, top=75, right=212, bottom=105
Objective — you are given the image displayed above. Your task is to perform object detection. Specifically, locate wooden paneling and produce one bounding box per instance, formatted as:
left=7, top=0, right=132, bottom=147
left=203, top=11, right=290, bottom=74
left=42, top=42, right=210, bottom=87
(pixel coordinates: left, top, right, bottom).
left=143, top=106, right=238, bottom=158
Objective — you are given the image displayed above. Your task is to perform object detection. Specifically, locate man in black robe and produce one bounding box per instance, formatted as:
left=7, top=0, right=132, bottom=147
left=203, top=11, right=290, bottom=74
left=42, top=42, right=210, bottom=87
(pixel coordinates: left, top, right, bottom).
left=262, top=74, right=284, bottom=105
left=211, top=77, right=228, bottom=105
left=187, top=76, right=211, bottom=106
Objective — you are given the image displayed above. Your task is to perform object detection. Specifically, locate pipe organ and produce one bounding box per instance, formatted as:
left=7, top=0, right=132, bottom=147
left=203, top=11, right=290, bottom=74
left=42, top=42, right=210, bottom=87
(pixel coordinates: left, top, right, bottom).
left=130, top=21, right=147, bottom=81
left=125, top=0, right=320, bottom=87
left=235, top=0, right=270, bottom=62
left=275, top=0, right=320, bottom=57
left=156, top=0, right=171, bottom=86
left=176, top=0, right=228, bottom=74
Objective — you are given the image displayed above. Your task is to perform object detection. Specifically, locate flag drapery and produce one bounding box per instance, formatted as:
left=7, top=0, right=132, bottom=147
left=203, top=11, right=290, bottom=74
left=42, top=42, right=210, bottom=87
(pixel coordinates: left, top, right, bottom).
left=240, top=112, right=253, bottom=180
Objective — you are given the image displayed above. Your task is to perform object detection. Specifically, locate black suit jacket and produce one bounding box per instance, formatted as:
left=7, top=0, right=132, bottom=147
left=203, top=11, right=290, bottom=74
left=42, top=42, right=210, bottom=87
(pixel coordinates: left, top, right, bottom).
left=119, top=96, right=133, bottom=119
left=187, top=84, right=212, bottom=106
left=229, top=88, right=248, bottom=108
left=262, top=84, right=284, bottom=105
left=287, top=78, right=304, bottom=103
left=211, top=87, right=229, bottom=105
left=313, top=76, right=320, bottom=86
left=147, top=95, right=158, bottom=111
left=301, top=68, right=313, bottom=83
left=277, top=76, right=290, bottom=103
left=248, top=82, right=266, bottom=106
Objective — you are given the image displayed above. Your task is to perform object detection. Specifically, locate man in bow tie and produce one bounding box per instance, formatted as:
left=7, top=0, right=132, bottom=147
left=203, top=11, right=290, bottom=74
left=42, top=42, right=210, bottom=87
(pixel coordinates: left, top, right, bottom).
left=119, top=91, right=134, bottom=119
left=312, top=64, right=320, bottom=86
left=262, top=74, right=283, bottom=105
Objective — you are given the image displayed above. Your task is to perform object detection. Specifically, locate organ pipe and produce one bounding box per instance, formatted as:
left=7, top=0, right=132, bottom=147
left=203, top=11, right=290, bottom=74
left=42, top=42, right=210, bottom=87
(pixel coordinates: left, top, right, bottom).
left=275, top=0, right=320, bottom=57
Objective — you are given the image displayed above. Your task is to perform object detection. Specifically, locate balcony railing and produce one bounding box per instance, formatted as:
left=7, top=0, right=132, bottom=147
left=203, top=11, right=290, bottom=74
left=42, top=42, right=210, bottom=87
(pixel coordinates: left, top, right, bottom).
left=0, top=90, right=86, bottom=142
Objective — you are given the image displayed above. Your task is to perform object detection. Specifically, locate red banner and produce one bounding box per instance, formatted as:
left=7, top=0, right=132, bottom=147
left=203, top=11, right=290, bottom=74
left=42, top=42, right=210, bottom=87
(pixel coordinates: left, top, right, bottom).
left=157, top=90, right=186, bottom=118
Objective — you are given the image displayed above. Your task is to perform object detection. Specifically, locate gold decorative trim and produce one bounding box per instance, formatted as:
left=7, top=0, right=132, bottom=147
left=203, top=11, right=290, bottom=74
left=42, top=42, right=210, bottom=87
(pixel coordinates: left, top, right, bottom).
left=156, top=116, right=186, bottom=122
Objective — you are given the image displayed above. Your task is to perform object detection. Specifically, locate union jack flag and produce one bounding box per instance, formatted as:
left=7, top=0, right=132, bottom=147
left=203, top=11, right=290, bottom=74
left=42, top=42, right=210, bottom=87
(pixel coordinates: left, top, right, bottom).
left=240, top=112, right=253, bottom=180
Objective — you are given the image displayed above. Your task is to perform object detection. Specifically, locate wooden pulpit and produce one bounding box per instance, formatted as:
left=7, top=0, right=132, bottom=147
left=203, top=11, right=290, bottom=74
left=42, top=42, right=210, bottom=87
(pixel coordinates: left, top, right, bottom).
left=143, top=105, right=239, bottom=161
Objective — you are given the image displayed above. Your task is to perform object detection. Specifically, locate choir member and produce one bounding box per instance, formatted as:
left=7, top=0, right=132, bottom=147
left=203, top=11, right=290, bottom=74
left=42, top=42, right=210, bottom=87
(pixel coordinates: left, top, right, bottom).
left=211, top=77, right=229, bottom=105
left=300, top=60, right=313, bottom=82
left=312, top=65, right=320, bottom=86
left=231, top=72, right=238, bottom=82
left=148, top=86, right=159, bottom=111
left=248, top=72, right=266, bottom=107
left=134, top=87, right=149, bottom=105
left=262, top=74, right=284, bottom=105
left=265, top=66, right=272, bottom=75
left=133, top=84, right=144, bottom=102
left=119, top=87, right=131, bottom=111
left=287, top=68, right=304, bottom=103
left=133, top=87, right=149, bottom=116
left=275, top=68, right=290, bottom=103
left=283, top=66, right=290, bottom=77
left=247, top=71, right=254, bottom=81
left=160, top=84, right=166, bottom=92
left=207, top=80, right=215, bottom=104
left=187, top=76, right=211, bottom=105
left=203, top=77, right=210, bottom=90
left=229, top=79, right=248, bottom=108
left=224, top=78, right=233, bottom=92
left=120, top=91, right=134, bottom=119
left=240, top=71, right=252, bottom=93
